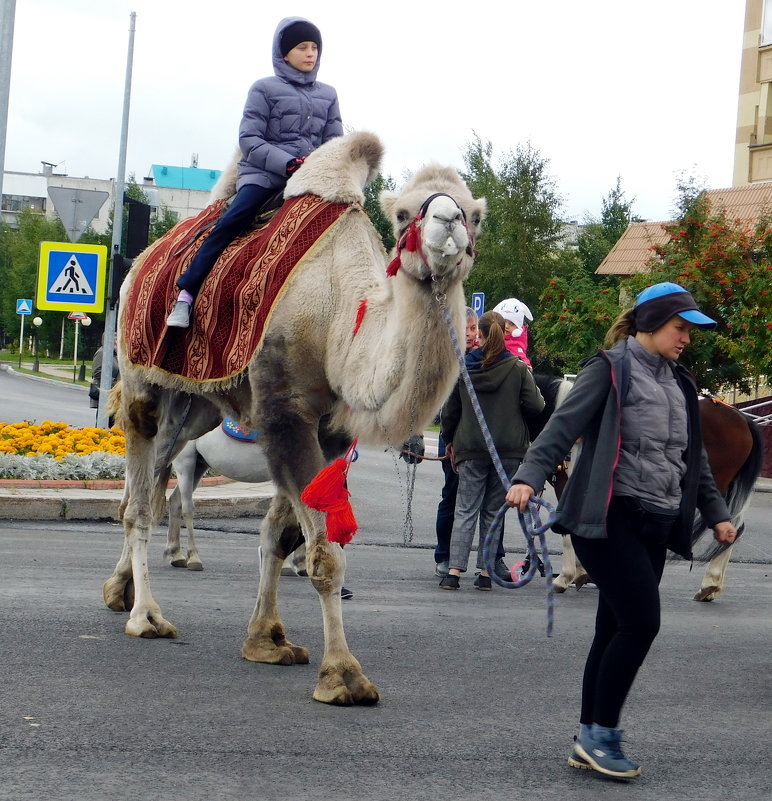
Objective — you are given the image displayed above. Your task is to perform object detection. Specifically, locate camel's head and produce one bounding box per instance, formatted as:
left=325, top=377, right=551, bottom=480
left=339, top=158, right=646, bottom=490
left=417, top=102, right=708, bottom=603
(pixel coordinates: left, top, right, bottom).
left=380, top=166, right=486, bottom=286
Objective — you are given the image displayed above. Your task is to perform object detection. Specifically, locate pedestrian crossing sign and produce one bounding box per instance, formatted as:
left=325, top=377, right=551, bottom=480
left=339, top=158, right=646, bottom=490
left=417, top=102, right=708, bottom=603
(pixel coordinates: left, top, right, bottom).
left=36, top=241, right=108, bottom=312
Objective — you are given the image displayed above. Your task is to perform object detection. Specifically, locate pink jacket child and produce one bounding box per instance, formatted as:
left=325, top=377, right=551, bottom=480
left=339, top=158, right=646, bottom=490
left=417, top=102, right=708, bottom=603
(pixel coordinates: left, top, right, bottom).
left=492, top=297, right=533, bottom=368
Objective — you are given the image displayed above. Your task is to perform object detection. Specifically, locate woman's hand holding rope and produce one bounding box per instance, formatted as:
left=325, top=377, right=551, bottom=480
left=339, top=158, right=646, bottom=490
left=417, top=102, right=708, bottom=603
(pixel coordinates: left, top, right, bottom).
left=506, top=482, right=536, bottom=512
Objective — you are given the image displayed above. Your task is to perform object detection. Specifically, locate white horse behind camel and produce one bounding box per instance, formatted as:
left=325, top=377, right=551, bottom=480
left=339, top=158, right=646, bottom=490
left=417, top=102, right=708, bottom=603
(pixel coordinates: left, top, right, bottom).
left=104, top=131, right=486, bottom=705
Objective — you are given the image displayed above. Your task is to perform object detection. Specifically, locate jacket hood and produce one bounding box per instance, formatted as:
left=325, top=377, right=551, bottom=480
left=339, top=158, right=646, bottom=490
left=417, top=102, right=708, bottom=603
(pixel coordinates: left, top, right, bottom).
left=272, top=16, right=321, bottom=86
left=465, top=348, right=518, bottom=392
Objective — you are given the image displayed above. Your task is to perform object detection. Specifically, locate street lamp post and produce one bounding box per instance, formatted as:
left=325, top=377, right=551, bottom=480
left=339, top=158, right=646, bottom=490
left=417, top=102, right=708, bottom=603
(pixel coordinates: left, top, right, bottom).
left=76, top=316, right=91, bottom=381
left=32, top=316, right=42, bottom=372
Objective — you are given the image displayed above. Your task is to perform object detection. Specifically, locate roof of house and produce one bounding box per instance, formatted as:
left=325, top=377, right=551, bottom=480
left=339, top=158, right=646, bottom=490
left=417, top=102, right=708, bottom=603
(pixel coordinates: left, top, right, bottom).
left=596, top=182, right=772, bottom=276
left=147, top=164, right=222, bottom=192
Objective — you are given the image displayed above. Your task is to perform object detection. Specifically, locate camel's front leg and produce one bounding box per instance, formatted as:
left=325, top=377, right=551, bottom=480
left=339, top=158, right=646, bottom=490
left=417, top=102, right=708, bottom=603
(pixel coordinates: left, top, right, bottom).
left=694, top=545, right=733, bottom=602
left=242, top=496, right=309, bottom=665
left=305, top=528, right=379, bottom=706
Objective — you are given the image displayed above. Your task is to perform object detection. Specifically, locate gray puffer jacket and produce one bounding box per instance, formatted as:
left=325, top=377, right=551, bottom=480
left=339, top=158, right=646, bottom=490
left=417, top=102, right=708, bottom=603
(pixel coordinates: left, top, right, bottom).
left=237, top=16, right=343, bottom=192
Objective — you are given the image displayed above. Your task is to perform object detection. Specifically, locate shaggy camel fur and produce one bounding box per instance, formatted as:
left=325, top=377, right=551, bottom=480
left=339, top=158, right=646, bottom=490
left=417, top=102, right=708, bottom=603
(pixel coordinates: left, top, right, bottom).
left=103, top=131, right=486, bottom=704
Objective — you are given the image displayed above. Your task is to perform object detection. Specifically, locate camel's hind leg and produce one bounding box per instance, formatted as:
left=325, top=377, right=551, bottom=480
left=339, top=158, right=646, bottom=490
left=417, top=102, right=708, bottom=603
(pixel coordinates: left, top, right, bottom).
left=103, top=388, right=177, bottom=638
left=694, top=545, right=733, bottom=602
left=242, top=495, right=309, bottom=665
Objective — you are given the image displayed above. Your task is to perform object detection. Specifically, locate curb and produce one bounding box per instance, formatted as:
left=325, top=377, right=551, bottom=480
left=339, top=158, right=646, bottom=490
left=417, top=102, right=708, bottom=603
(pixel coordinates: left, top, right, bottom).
left=0, top=361, right=89, bottom=391
left=0, top=481, right=275, bottom=522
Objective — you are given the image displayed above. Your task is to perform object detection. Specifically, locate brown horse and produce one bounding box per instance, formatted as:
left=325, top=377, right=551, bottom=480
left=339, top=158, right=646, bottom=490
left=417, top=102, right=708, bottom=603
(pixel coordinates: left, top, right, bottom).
left=531, top=375, right=763, bottom=601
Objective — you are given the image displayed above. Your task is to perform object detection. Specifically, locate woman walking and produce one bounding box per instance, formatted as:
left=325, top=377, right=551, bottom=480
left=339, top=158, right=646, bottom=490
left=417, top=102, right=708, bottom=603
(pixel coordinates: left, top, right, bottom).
left=506, top=283, right=736, bottom=778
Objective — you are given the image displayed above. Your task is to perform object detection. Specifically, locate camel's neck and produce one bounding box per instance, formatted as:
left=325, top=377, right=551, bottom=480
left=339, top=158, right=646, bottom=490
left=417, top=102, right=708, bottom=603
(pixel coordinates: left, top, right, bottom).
left=327, top=272, right=465, bottom=445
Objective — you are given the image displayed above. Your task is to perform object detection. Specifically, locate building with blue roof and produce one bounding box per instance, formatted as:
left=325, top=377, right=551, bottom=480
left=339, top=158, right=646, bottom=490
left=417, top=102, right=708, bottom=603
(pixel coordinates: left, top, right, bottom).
left=147, top=164, right=222, bottom=192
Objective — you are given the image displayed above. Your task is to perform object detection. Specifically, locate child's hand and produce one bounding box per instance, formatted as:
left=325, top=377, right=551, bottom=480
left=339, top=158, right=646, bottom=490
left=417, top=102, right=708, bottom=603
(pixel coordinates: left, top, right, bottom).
left=286, top=157, right=305, bottom=176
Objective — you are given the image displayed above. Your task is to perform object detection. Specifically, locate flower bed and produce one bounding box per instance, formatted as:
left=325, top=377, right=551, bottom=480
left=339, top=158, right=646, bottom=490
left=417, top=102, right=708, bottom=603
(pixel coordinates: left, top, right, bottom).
left=0, top=421, right=126, bottom=480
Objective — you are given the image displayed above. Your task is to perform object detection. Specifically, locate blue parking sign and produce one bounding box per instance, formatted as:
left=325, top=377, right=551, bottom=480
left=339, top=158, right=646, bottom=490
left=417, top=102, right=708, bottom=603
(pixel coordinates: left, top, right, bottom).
left=471, top=292, right=485, bottom=318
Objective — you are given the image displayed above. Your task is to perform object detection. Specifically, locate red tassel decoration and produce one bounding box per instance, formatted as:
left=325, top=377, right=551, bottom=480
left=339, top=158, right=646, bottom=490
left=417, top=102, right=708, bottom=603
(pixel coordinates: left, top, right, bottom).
left=352, top=298, right=368, bottom=334
left=404, top=222, right=418, bottom=252
left=386, top=254, right=401, bottom=276
left=300, top=441, right=359, bottom=544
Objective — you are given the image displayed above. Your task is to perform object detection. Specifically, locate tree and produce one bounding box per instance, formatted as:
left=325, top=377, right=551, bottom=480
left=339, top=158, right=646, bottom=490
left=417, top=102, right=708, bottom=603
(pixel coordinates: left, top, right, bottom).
left=536, top=190, right=772, bottom=392
left=577, top=177, right=638, bottom=275
left=363, top=172, right=397, bottom=252
left=460, top=135, right=566, bottom=310
left=629, top=195, right=772, bottom=392
left=0, top=209, right=69, bottom=354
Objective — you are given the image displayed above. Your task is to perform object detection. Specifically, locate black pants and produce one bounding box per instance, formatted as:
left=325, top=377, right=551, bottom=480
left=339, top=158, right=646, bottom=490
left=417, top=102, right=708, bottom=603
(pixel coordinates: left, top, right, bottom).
left=571, top=495, right=674, bottom=728
left=176, top=184, right=278, bottom=295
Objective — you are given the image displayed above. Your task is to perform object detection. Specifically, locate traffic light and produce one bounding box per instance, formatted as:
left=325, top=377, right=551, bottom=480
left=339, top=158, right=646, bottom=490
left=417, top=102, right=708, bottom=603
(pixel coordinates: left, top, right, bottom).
left=109, top=253, right=133, bottom=304
left=124, top=195, right=151, bottom=258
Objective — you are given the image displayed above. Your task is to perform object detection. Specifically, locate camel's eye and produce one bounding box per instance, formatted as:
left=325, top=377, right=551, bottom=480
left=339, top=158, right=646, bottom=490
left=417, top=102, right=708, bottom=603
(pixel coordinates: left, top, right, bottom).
left=395, top=210, right=408, bottom=224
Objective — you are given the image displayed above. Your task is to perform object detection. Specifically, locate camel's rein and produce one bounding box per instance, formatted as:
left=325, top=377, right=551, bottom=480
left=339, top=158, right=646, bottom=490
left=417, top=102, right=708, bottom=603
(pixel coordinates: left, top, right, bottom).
left=434, top=282, right=556, bottom=637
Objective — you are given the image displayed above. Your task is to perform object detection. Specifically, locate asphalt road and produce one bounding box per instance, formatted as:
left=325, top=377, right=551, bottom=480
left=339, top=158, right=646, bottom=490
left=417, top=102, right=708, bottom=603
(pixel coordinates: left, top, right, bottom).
left=0, top=365, right=94, bottom=428
left=0, top=519, right=769, bottom=801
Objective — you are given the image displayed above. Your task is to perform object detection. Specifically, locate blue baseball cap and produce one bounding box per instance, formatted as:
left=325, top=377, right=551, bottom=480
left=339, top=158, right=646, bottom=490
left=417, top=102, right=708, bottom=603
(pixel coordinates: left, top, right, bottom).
left=633, top=282, right=717, bottom=331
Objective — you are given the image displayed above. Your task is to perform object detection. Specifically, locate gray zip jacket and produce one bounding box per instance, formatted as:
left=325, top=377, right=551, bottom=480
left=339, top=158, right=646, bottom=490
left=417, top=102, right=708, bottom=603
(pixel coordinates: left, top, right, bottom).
left=237, top=16, right=343, bottom=192
left=512, top=338, right=730, bottom=559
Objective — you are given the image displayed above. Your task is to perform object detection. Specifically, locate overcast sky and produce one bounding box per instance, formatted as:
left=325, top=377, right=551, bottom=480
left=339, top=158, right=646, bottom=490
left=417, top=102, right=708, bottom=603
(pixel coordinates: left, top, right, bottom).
left=4, top=0, right=747, bottom=223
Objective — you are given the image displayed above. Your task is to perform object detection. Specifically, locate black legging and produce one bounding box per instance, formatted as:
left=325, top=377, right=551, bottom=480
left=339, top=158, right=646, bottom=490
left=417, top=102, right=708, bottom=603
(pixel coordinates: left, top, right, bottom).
left=571, top=495, right=674, bottom=728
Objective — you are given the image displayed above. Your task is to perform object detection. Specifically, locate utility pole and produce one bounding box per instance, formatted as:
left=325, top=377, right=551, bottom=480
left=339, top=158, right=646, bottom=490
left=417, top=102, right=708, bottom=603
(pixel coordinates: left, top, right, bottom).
left=0, top=0, right=17, bottom=210
left=97, top=11, right=135, bottom=428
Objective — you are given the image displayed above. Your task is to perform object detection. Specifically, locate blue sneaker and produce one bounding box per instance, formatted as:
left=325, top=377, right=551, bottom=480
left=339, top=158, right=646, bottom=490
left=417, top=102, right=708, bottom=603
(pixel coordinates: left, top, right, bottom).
left=575, top=726, right=641, bottom=778
left=567, top=736, right=593, bottom=771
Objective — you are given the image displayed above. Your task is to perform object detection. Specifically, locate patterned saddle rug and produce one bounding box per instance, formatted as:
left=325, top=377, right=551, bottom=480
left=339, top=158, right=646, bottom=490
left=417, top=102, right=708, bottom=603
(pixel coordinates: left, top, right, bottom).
left=123, top=194, right=353, bottom=389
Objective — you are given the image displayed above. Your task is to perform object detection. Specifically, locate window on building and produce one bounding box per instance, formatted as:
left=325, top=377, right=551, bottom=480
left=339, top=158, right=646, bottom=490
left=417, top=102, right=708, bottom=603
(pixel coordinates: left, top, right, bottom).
left=1, top=194, right=46, bottom=213
left=763, top=0, right=772, bottom=46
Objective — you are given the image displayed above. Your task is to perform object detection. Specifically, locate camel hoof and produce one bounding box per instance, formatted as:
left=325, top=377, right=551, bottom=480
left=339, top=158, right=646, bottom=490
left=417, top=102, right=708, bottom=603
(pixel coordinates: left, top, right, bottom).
left=574, top=575, right=592, bottom=590
left=169, top=557, right=187, bottom=568
left=313, top=667, right=380, bottom=706
left=694, top=586, right=720, bottom=602
left=186, top=555, right=204, bottom=571
left=103, top=576, right=133, bottom=612
left=552, top=581, right=568, bottom=594
left=125, top=613, right=178, bottom=639
left=241, top=637, right=309, bottom=666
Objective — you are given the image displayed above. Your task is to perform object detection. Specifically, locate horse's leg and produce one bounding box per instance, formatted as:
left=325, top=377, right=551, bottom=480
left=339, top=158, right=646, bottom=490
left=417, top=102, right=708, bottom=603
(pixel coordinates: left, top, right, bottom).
left=242, top=495, right=309, bottom=664
left=103, top=389, right=177, bottom=638
left=553, top=535, right=578, bottom=592
left=178, top=452, right=209, bottom=571
left=286, top=541, right=308, bottom=576
left=165, top=485, right=187, bottom=567
left=694, top=545, right=734, bottom=602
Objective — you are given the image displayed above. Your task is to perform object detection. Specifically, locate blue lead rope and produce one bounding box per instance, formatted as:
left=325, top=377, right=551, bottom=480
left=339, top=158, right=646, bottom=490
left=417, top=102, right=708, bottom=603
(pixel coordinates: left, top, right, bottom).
left=438, top=291, right=557, bottom=636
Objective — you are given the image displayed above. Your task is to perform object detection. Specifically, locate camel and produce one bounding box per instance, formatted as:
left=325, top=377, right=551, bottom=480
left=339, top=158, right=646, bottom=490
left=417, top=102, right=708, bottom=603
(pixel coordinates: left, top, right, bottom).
left=103, top=131, right=486, bottom=705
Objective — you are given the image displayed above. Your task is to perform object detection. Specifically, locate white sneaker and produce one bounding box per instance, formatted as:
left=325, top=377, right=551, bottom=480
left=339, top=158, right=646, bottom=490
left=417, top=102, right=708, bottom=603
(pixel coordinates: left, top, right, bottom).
left=166, top=300, right=191, bottom=328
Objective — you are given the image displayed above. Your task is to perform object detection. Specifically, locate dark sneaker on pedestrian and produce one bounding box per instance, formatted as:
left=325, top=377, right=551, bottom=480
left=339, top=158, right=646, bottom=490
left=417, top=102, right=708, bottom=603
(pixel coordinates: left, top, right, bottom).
left=341, top=586, right=353, bottom=599
left=166, top=300, right=192, bottom=328
left=567, top=736, right=592, bottom=771
left=439, top=574, right=460, bottom=590
left=575, top=727, right=641, bottom=778
left=435, top=560, right=449, bottom=578
left=473, top=574, right=492, bottom=591
left=494, top=558, right=513, bottom=582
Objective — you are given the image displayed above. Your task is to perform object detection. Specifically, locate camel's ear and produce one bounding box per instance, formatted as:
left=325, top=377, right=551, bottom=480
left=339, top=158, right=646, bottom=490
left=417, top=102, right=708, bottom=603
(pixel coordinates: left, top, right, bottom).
left=469, top=197, right=487, bottom=237
left=379, top=190, right=398, bottom=218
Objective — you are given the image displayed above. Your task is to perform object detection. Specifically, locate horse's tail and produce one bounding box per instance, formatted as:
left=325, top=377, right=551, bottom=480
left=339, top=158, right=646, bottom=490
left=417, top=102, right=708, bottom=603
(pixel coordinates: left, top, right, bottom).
left=692, top=414, right=764, bottom=561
